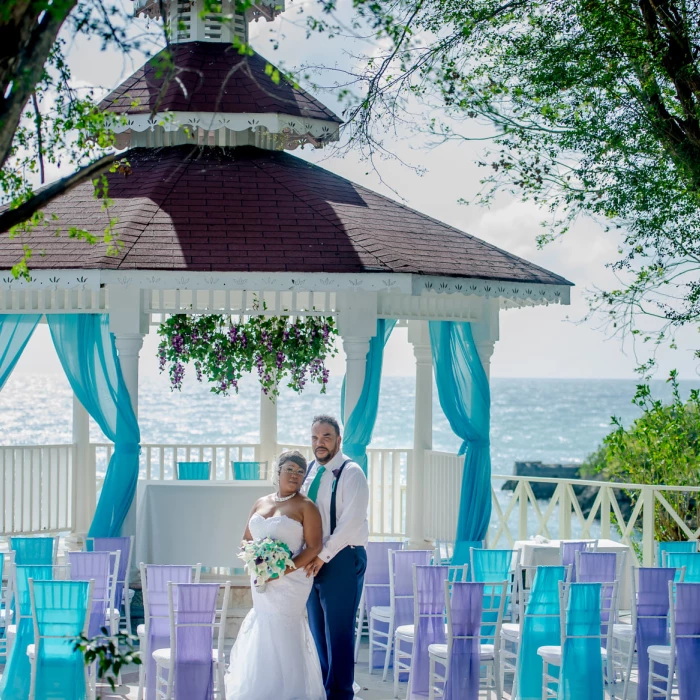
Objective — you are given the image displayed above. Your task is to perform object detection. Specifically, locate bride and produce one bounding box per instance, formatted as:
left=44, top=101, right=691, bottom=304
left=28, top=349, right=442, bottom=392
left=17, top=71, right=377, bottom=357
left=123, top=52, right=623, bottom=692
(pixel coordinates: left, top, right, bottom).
left=225, top=450, right=326, bottom=700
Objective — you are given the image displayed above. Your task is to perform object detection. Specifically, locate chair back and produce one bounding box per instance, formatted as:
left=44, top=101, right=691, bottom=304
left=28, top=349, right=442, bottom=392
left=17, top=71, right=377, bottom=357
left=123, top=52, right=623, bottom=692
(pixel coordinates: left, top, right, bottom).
left=560, top=541, right=595, bottom=580
left=557, top=581, right=609, bottom=699
left=176, top=461, right=211, bottom=480
left=444, top=580, right=506, bottom=698
left=168, top=582, right=223, bottom=699
left=632, top=567, right=677, bottom=700
left=364, top=541, right=401, bottom=611
left=470, top=548, right=518, bottom=582
left=10, top=536, right=57, bottom=565
left=670, top=582, right=700, bottom=700
left=666, top=552, right=700, bottom=583
left=231, top=461, right=266, bottom=480
left=658, top=540, right=697, bottom=565
left=409, top=565, right=450, bottom=696
left=68, top=551, right=118, bottom=637
left=390, top=549, right=433, bottom=628
left=517, top=565, right=568, bottom=700
left=29, top=579, right=93, bottom=700
left=86, top=536, right=133, bottom=610
left=575, top=551, right=618, bottom=584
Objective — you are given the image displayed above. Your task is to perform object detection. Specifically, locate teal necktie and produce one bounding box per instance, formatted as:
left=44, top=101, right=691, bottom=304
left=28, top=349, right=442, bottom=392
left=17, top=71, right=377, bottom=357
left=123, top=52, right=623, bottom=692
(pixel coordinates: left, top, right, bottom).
left=307, top=466, right=326, bottom=503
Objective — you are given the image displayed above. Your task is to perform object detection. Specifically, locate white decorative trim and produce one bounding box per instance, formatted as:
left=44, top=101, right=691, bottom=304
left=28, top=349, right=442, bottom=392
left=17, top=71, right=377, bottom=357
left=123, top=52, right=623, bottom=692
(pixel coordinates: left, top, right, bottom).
left=413, top=276, right=571, bottom=306
left=107, top=112, right=340, bottom=143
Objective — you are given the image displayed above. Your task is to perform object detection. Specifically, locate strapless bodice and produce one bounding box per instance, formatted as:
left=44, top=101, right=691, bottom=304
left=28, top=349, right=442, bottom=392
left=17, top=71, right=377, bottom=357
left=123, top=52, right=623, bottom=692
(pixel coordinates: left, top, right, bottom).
left=248, top=512, right=304, bottom=555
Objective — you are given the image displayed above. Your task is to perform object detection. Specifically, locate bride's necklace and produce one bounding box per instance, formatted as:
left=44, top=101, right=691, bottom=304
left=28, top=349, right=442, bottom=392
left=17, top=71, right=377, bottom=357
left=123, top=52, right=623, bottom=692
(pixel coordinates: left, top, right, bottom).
left=272, top=491, right=297, bottom=502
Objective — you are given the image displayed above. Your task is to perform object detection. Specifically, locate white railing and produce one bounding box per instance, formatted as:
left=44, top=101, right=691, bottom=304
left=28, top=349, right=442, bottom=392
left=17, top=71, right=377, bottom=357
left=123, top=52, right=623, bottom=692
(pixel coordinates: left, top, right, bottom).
left=425, top=450, right=700, bottom=565
left=0, top=444, right=76, bottom=535
left=92, top=443, right=263, bottom=482
left=279, top=444, right=409, bottom=538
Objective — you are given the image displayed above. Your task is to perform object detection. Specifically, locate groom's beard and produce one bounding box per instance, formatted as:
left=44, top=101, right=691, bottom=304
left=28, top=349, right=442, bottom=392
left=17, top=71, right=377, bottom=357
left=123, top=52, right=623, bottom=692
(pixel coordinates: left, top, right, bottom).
left=314, top=446, right=338, bottom=465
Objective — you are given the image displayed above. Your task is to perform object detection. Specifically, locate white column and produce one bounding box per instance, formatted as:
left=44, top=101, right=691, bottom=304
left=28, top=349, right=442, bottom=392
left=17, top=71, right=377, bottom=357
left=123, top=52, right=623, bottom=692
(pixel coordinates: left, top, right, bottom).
left=108, top=285, right=148, bottom=539
left=72, top=394, right=94, bottom=538
left=407, top=320, right=432, bottom=547
left=337, top=291, right=377, bottom=421
left=259, top=389, right=278, bottom=471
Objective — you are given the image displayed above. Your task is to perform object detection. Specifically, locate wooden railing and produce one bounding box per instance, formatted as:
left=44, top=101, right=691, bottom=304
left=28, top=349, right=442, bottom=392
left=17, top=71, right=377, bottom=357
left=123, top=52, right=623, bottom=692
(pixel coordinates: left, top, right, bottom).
left=424, top=450, right=700, bottom=565
left=0, top=444, right=76, bottom=535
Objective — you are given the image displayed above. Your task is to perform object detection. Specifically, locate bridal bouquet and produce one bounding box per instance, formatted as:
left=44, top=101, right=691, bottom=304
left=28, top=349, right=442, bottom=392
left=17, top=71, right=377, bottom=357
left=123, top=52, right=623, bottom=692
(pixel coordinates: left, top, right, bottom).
left=238, top=537, right=296, bottom=591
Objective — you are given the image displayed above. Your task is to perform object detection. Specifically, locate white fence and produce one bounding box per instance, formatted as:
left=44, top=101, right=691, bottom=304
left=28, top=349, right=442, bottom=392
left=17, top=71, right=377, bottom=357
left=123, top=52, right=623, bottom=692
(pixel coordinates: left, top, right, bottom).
left=0, top=445, right=75, bottom=535
left=278, top=444, right=409, bottom=538
left=425, top=450, right=700, bottom=565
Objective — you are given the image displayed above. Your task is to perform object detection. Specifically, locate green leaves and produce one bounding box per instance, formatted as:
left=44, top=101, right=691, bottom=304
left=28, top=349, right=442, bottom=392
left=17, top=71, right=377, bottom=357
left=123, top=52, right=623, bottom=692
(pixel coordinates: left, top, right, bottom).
left=157, top=306, right=338, bottom=400
left=73, top=628, right=141, bottom=693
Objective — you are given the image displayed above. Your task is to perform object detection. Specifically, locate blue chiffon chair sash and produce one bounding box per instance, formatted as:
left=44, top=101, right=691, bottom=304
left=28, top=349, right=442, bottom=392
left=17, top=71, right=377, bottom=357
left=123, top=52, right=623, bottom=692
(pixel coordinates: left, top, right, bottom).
left=0, top=565, right=54, bottom=700
left=675, top=583, right=700, bottom=700
left=407, top=565, right=449, bottom=700
left=558, top=583, right=604, bottom=700
left=471, top=549, right=514, bottom=636
left=518, top=566, right=567, bottom=700
left=658, top=541, right=697, bottom=565
left=173, top=583, right=219, bottom=700
left=10, top=537, right=55, bottom=565
left=231, top=462, right=263, bottom=480
left=177, top=462, right=211, bottom=480
left=31, top=580, right=91, bottom=700
left=667, top=553, right=700, bottom=583
left=635, top=568, right=676, bottom=700
left=444, top=582, right=483, bottom=700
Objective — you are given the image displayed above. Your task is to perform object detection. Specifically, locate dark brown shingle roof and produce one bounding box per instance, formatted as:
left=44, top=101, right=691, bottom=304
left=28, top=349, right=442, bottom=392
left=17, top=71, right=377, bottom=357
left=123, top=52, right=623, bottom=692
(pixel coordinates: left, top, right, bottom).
left=100, top=42, right=342, bottom=123
left=0, top=146, right=572, bottom=285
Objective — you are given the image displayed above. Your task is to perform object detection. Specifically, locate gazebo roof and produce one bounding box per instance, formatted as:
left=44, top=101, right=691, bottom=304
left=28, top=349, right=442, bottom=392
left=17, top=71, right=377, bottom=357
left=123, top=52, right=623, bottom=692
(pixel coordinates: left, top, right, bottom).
left=101, top=42, right=342, bottom=123
left=0, top=145, right=572, bottom=289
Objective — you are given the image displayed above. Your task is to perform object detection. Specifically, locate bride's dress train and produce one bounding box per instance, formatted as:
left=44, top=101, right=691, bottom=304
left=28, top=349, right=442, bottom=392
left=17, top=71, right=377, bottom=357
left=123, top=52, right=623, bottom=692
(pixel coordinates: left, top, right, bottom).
left=225, top=513, right=326, bottom=700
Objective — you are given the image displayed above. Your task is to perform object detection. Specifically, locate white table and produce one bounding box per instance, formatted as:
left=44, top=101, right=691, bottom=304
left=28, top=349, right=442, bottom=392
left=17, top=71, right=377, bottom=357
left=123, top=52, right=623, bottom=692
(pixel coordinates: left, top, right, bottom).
left=513, top=538, right=632, bottom=608
left=135, top=481, right=272, bottom=568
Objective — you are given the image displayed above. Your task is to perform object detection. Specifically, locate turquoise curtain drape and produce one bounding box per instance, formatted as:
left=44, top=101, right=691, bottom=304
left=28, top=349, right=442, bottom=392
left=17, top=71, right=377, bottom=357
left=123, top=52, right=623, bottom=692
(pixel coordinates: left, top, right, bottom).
left=47, top=314, right=140, bottom=537
left=0, top=314, right=40, bottom=389
left=429, top=321, right=491, bottom=542
left=340, top=319, right=396, bottom=474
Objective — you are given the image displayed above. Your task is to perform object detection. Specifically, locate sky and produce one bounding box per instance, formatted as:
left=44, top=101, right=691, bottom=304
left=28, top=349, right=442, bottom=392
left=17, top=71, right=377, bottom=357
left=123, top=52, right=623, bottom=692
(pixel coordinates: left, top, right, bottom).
left=11, top=0, right=700, bottom=381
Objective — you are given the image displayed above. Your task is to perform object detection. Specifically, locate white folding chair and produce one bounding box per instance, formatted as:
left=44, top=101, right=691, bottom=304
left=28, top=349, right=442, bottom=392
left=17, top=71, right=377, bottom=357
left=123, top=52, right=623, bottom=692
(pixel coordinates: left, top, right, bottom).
left=428, top=579, right=507, bottom=700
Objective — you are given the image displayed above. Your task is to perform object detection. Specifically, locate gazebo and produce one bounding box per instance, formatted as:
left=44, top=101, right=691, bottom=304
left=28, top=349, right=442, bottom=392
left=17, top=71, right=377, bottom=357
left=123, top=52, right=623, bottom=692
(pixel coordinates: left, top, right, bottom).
left=0, top=0, right=572, bottom=559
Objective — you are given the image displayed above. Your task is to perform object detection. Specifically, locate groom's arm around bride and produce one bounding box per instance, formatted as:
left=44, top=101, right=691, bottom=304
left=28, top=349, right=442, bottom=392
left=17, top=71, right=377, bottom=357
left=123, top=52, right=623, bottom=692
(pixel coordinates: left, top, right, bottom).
left=303, top=415, right=369, bottom=700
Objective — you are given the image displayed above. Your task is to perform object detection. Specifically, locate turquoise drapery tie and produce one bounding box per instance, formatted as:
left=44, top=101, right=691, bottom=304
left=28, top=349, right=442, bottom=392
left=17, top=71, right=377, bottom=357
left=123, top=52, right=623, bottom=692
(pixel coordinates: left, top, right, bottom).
left=429, top=321, right=491, bottom=543
left=341, top=318, right=396, bottom=474
left=47, top=314, right=141, bottom=537
left=0, top=314, right=40, bottom=389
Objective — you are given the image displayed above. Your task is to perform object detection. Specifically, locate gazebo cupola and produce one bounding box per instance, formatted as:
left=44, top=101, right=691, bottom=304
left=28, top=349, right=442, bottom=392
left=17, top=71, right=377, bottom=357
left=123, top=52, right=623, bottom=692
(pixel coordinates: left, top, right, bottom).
left=102, top=0, right=342, bottom=151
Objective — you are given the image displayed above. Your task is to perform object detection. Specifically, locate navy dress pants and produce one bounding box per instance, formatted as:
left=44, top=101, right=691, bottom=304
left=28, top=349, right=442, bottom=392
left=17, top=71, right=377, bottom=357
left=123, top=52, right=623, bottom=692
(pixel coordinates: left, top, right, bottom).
left=307, top=545, right=367, bottom=700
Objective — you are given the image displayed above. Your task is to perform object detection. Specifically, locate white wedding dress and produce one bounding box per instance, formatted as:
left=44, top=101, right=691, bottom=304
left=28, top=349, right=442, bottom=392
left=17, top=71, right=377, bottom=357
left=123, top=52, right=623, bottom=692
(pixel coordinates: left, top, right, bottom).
left=225, top=513, right=326, bottom=700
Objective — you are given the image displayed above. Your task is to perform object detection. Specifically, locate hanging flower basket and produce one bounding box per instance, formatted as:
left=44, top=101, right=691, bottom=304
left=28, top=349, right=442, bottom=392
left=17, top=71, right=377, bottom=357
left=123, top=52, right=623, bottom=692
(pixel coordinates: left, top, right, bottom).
left=157, top=307, right=337, bottom=399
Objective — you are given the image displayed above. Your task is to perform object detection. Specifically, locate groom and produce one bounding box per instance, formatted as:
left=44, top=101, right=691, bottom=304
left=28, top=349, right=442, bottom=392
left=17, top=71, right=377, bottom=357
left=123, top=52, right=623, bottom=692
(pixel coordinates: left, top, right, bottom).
left=303, top=414, right=369, bottom=700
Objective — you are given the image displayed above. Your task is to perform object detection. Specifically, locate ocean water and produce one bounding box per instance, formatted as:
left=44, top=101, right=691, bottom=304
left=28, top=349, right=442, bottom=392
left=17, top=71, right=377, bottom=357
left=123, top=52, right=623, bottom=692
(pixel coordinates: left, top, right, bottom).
left=2, top=371, right=699, bottom=475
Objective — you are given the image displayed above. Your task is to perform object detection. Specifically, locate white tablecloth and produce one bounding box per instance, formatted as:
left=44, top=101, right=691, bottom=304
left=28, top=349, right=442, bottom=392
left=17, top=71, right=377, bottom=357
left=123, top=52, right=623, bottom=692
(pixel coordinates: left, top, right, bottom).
left=513, top=538, right=632, bottom=608
left=135, top=481, right=272, bottom=568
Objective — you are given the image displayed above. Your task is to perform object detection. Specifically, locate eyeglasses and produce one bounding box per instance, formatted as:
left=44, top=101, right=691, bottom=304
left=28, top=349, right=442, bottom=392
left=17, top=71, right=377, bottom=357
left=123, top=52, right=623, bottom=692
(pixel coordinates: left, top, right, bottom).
left=281, top=466, right=306, bottom=477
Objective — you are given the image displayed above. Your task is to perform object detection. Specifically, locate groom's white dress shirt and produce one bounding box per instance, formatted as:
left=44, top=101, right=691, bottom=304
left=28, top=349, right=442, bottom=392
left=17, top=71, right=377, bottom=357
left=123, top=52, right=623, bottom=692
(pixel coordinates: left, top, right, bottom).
left=302, top=451, right=369, bottom=563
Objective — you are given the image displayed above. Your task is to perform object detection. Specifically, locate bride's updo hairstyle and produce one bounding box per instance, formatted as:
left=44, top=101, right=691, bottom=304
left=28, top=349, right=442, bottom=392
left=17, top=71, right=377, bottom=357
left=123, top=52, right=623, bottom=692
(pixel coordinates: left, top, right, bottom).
left=273, top=450, right=308, bottom=489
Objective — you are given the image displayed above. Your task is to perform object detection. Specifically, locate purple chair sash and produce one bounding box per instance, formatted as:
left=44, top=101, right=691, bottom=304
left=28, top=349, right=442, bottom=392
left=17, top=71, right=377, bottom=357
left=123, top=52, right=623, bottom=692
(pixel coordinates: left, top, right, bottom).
left=365, top=542, right=400, bottom=669
left=89, top=536, right=131, bottom=612
left=174, top=583, right=219, bottom=700
left=675, top=583, right=700, bottom=700
left=68, top=551, right=112, bottom=637
left=561, top=542, right=590, bottom=582
left=635, top=568, right=676, bottom=700
left=444, top=582, right=482, bottom=700
left=407, top=565, right=449, bottom=700
left=146, top=566, right=194, bottom=700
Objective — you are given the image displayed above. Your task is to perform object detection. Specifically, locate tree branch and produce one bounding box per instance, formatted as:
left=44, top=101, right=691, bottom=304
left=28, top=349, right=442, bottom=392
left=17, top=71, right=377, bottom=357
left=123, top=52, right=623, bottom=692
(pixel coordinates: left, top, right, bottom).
left=0, top=153, right=117, bottom=233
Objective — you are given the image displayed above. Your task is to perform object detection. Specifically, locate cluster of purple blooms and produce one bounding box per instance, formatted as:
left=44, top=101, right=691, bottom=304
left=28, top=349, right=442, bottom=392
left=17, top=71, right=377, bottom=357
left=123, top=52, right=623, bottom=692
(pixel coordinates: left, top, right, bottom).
left=171, top=333, right=185, bottom=355
left=171, top=361, right=185, bottom=388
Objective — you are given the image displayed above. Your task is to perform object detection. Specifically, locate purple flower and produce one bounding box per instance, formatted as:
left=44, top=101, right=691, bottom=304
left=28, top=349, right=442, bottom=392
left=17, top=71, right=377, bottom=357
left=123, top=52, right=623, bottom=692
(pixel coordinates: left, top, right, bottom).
left=195, top=362, right=203, bottom=382
left=171, top=334, right=185, bottom=355
left=240, top=333, right=248, bottom=348
left=276, top=351, right=285, bottom=370
left=228, top=325, right=238, bottom=343
left=158, top=347, right=167, bottom=371
left=172, top=362, right=185, bottom=388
